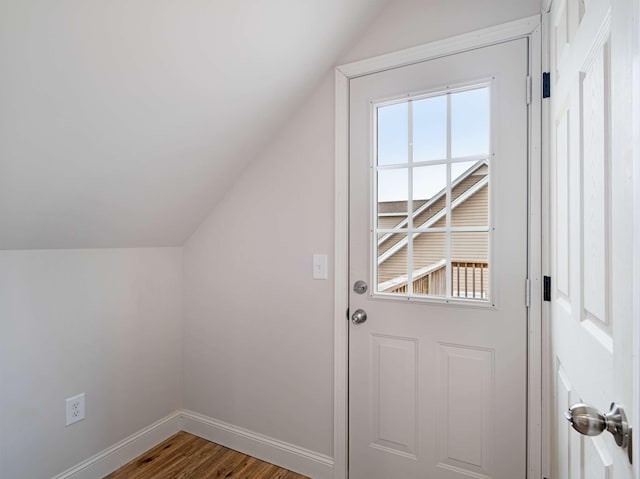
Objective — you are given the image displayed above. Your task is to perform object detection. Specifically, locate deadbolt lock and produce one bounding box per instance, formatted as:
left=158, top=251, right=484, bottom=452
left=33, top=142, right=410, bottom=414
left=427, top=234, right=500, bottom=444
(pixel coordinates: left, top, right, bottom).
left=353, top=280, right=368, bottom=295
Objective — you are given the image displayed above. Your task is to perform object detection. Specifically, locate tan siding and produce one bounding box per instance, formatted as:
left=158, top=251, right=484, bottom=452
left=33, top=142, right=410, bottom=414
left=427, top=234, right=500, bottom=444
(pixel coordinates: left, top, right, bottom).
left=378, top=215, right=406, bottom=229
left=451, top=174, right=485, bottom=201
left=378, top=232, right=405, bottom=255
left=412, top=232, right=447, bottom=271
left=378, top=232, right=447, bottom=283
left=412, top=174, right=485, bottom=227
left=378, top=244, right=407, bottom=283
left=451, top=184, right=488, bottom=226
left=413, top=195, right=445, bottom=227
left=451, top=232, right=488, bottom=262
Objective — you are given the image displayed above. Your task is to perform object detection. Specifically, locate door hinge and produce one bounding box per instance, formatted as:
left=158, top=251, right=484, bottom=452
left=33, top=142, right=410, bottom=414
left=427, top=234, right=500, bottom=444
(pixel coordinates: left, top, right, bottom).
left=526, top=75, right=532, bottom=105
left=525, top=278, right=531, bottom=307
left=543, top=276, right=551, bottom=301
left=543, top=72, right=551, bottom=98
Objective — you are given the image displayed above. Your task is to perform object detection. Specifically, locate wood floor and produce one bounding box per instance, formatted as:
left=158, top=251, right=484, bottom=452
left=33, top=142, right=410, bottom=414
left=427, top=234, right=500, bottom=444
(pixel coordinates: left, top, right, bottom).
left=104, top=431, right=309, bottom=479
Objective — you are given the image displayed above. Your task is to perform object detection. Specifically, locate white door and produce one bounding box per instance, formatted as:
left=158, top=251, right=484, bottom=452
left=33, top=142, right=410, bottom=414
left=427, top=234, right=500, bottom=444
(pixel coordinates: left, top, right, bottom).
left=349, top=39, right=529, bottom=479
left=549, top=0, right=635, bottom=477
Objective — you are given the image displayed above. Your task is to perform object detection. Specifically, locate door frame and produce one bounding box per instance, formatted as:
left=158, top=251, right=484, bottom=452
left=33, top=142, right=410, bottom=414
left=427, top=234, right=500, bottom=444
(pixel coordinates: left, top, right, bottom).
left=634, top=0, right=640, bottom=470
left=333, top=15, right=543, bottom=479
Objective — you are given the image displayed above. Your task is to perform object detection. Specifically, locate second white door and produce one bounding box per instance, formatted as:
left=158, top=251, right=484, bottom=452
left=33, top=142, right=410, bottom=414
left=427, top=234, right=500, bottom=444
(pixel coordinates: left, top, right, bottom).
left=549, top=0, right=635, bottom=477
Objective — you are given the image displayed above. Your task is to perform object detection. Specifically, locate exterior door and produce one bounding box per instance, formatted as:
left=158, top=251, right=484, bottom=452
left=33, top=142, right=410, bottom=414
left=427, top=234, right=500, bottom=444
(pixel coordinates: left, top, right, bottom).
left=349, top=39, right=530, bottom=479
left=549, top=0, right=635, bottom=477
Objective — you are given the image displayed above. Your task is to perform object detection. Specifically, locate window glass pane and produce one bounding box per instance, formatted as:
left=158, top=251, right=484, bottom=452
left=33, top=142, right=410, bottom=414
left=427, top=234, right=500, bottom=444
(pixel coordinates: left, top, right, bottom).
left=377, top=103, right=408, bottom=166
left=412, top=232, right=446, bottom=297
left=413, top=164, right=446, bottom=202
left=451, top=232, right=489, bottom=300
left=413, top=95, right=446, bottom=162
left=377, top=234, right=408, bottom=294
left=451, top=163, right=489, bottom=227
left=413, top=164, right=446, bottom=229
left=451, top=87, right=489, bottom=158
left=451, top=160, right=480, bottom=183
left=377, top=168, right=408, bottom=203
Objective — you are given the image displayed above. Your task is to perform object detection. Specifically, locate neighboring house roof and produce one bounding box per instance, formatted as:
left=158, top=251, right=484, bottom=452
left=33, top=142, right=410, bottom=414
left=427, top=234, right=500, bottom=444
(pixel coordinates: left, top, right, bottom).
left=378, top=199, right=428, bottom=215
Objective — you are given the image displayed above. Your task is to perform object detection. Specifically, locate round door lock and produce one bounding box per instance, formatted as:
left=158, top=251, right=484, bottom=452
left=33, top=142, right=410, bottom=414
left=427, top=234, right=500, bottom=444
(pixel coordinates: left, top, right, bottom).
left=351, top=309, right=367, bottom=324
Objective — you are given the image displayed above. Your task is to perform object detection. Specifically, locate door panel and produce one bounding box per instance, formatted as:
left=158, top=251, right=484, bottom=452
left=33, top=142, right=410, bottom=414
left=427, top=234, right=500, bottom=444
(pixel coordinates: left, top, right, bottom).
left=370, top=334, right=418, bottom=458
left=436, top=343, right=494, bottom=477
left=349, top=39, right=529, bottom=479
left=549, top=0, right=634, bottom=476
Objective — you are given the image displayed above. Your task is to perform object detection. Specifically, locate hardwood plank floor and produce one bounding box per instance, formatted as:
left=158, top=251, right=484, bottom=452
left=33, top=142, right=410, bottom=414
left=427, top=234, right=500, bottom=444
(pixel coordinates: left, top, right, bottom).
left=104, top=431, right=309, bottom=479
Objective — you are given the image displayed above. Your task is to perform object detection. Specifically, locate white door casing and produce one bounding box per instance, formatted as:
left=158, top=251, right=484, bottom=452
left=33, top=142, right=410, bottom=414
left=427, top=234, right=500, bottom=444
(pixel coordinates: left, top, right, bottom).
left=348, top=39, right=529, bottom=479
left=548, top=0, right=636, bottom=477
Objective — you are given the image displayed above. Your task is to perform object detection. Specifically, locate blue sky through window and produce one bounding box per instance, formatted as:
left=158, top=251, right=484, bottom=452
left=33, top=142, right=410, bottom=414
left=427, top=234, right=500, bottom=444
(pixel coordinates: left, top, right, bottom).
left=377, top=87, right=489, bottom=202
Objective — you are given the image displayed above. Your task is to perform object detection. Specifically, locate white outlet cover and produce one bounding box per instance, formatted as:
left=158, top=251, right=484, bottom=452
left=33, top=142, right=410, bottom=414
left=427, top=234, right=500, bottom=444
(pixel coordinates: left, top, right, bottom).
left=65, top=393, right=85, bottom=426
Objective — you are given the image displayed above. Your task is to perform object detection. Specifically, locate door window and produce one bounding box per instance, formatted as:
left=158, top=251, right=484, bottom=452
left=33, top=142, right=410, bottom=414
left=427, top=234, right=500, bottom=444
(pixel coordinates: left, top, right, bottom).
left=374, top=85, right=491, bottom=301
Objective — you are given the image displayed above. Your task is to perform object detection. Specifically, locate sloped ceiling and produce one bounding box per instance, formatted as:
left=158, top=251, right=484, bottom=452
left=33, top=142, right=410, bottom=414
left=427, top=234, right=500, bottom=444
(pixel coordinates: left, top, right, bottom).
left=0, top=0, right=388, bottom=249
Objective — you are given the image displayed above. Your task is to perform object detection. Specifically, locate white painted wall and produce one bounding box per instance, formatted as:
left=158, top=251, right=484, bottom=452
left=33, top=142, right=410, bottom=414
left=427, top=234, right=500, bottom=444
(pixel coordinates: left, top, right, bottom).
left=183, top=0, right=541, bottom=459
left=183, top=75, right=336, bottom=456
left=0, top=248, right=183, bottom=479
left=0, top=0, right=386, bottom=250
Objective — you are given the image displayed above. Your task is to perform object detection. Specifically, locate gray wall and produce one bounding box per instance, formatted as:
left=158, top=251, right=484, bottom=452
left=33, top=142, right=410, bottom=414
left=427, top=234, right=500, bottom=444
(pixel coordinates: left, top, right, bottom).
left=0, top=248, right=183, bottom=478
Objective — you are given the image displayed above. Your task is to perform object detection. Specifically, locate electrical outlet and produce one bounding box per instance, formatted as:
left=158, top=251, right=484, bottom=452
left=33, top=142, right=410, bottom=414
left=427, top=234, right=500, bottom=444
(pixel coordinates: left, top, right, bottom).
left=65, top=393, right=85, bottom=426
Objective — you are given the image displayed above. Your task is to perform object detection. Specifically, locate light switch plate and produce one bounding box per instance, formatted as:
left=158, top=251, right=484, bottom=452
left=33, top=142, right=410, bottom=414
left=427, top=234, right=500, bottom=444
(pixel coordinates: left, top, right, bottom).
left=313, top=254, right=328, bottom=280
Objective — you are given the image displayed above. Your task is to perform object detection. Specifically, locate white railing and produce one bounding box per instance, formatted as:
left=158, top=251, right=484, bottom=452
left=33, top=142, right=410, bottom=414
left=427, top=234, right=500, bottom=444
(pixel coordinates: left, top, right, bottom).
left=382, top=260, right=488, bottom=299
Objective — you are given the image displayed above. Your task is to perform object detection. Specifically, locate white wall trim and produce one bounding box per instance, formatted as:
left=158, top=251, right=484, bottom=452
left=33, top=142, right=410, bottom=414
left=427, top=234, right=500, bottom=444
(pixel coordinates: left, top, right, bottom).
left=337, top=15, right=540, bottom=79
left=334, top=14, right=542, bottom=479
left=540, top=10, right=553, bottom=479
left=632, top=0, right=640, bottom=472
left=527, top=22, right=545, bottom=479
left=181, top=410, right=334, bottom=479
left=333, top=68, right=350, bottom=479
left=52, top=410, right=334, bottom=479
left=51, top=411, right=182, bottom=479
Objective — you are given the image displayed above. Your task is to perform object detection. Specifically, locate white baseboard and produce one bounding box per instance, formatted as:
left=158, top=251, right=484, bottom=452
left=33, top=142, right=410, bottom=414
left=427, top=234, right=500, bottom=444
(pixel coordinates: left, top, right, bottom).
left=181, top=409, right=334, bottom=479
left=51, top=410, right=333, bottom=479
left=51, top=411, right=182, bottom=479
